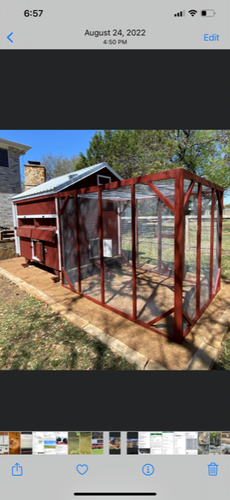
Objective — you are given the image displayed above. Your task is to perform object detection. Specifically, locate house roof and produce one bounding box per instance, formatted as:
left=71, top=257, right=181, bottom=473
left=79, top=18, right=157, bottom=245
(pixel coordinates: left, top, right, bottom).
left=12, top=162, right=123, bottom=201
left=0, top=138, right=31, bottom=155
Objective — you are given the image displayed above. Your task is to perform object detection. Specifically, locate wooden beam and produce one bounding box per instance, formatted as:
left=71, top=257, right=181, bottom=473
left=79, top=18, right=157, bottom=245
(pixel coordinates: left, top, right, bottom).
left=182, top=310, right=192, bottom=326
left=147, top=307, right=175, bottom=326
left=58, top=195, right=69, bottom=216
left=62, top=267, right=75, bottom=292
left=184, top=180, right=195, bottom=208
left=146, top=181, right=175, bottom=213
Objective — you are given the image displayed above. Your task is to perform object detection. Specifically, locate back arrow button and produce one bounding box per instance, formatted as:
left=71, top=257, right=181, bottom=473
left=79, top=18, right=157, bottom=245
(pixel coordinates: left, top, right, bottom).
left=7, top=32, right=13, bottom=43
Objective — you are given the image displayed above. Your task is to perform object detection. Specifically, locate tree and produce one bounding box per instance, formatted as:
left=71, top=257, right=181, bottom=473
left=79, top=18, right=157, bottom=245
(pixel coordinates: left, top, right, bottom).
left=170, top=130, right=230, bottom=189
left=75, top=130, right=177, bottom=178
left=75, top=130, right=230, bottom=189
left=75, top=130, right=139, bottom=178
left=40, top=153, right=80, bottom=180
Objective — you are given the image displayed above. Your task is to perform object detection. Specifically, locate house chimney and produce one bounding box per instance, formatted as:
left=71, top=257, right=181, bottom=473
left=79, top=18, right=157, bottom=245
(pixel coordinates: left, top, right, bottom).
left=24, top=161, right=46, bottom=191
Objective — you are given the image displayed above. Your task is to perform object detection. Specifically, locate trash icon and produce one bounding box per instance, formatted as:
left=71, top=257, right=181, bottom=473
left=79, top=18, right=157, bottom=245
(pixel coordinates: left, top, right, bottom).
left=207, top=462, right=218, bottom=476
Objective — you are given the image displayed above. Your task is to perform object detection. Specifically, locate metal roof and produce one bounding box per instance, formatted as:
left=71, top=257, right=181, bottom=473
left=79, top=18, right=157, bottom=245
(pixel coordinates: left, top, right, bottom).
left=0, top=138, right=31, bottom=155
left=12, top=162, right=123, bottom=201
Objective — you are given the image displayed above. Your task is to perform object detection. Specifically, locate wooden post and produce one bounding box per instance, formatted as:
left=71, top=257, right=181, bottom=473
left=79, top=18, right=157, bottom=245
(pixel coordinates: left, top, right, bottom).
left=58, top=197, right=64, bottom=287
left=209, top=189, right=215, bottom=299
left=131, top=184, right=137, bottom=320
left=217, top=190, right=223, bottom=291
left=196, top=183, right=202, bottom=316
left=75, top=194, right=81, bottom=294
left=174, top=170, right=184, bottom=343
left=98, top=191, right=104, bottom=304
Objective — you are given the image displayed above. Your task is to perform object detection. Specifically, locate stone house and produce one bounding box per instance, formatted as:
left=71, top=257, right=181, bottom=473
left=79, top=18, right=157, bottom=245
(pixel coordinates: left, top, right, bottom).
left=0, top=138, right=31, bottom=228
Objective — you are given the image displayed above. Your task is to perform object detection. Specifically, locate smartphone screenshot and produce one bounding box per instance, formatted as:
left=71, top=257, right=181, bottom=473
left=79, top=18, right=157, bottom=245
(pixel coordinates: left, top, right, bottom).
left=109, top=432, right=121, bottom=455
left=127, top=432, right=138, bottom=455
left=0, top=0, right=230, bottom=498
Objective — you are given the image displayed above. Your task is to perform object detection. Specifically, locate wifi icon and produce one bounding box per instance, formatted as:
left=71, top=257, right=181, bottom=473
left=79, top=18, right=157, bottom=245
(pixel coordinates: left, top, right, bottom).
left=189, top=9, right=198, bottom=16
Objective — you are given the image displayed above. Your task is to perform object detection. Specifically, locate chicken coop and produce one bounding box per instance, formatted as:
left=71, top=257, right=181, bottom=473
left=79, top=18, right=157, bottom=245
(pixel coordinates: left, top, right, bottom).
left=13, top=166, right=223, bottom=344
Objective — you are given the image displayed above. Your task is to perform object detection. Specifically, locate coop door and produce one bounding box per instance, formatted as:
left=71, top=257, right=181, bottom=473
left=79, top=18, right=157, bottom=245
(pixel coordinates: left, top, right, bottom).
left=33, top=241, right=44, bottom=263
left=89, top=238, right=112, bottom=258
left=60, top=196, right=78, bottom=290
left=103, top=239, right=112, bottom=257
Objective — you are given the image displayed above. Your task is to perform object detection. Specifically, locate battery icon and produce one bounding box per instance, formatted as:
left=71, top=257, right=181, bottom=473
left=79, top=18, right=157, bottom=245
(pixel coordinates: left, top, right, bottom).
left=201, top=9, right=216, bottom=16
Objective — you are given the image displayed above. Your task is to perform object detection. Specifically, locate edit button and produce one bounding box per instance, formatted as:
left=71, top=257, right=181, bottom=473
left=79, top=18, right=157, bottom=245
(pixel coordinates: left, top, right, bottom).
left=204, top=34, right=220, bottom=41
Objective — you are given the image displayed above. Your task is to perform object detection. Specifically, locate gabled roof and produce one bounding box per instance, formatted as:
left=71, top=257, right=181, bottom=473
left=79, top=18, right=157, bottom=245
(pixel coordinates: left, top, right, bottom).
left=12, top=162, right=123, bottom=201
left=0, top=138, right=31, bottom=155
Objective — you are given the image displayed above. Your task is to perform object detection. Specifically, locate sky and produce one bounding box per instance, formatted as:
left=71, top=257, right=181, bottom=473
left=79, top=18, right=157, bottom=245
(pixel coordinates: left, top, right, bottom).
left=0, top=130, right=229, bottom=203
left=0, top=130, right=99, bottom=182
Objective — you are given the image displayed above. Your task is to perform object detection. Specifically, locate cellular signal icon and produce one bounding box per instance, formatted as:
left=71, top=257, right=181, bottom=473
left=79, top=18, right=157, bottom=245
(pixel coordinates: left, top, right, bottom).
left=189, top=9, right=198, bottom=16
left=174, top=10, right=185, bottom=16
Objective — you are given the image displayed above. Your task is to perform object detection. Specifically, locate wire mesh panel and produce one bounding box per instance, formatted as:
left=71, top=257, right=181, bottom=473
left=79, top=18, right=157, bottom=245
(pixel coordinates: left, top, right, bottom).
left=212, top=192, right=220, bottom=292
left=57, top=170, right=223, bottom=343
left=200, top=188, right=212, bottom=310
left=152, top=178, right=175, bottom=206
left=183, top=183, right=198, bottom=322
left=161, top=202, right=174, bottom=277
left=136, top=184, right=158, bottom=272
left=60, top=196, right=78, bottom=290
left=102, top=186, right=133, bottom=316
left=135, top=183, right=174, bottom=336
left=77, top=193, right=101, bottom=300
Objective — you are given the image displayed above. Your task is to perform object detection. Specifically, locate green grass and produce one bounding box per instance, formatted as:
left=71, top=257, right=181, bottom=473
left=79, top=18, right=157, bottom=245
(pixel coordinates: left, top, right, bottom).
left=213, top=333, right=230, bottom=370
left=220, top=218, right=230, bottom=280
left=92, top=449, right=103, bottom=455
left=0, top=278, right=136, bottom=371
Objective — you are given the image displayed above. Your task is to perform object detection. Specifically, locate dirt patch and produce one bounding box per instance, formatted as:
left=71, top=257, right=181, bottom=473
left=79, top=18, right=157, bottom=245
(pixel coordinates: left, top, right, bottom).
left=0, top=241, right=18, bottom=261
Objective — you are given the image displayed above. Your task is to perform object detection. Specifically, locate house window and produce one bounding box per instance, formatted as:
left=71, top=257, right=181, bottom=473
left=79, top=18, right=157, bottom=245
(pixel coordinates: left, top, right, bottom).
left=97, top=174, right=111, bottom=185
left=0, top=148, right=9, bottom=168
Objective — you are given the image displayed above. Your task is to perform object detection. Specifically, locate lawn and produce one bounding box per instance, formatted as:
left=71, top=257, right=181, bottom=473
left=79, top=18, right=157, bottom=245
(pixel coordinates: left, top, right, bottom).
left=213, top=333, right=230, bottom=370
left=0, top=275, right=136, bottom=371
left=92, top=448, right=103, bottom=455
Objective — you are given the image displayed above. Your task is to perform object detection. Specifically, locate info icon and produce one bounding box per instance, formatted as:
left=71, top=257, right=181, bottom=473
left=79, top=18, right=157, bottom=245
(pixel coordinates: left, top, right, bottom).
left=142, top=464, right=154, bottom=476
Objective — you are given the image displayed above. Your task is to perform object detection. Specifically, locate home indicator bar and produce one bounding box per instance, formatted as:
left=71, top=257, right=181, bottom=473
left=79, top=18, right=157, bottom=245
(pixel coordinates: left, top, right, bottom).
left=73, top=494, right=157, bottom=497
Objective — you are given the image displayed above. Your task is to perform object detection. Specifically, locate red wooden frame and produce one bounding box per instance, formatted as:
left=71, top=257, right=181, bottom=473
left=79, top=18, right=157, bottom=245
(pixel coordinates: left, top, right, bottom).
left=196, top=183, right=202, bottom=317
left=209, top=189, right=215, bottom=299
left=131, top=184, right=137, bottom=320
left=75, top=194, right=81, bottom=294
left=174, top=170, right=184, bottom=342
left=98, top=190, right=105, bottom=304
left=15, top=168, right=223, bottom=344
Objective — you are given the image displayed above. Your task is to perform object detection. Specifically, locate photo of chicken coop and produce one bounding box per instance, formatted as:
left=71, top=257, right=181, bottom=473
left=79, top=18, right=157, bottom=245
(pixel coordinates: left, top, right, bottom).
left=12, top=166, right=223, bottom=344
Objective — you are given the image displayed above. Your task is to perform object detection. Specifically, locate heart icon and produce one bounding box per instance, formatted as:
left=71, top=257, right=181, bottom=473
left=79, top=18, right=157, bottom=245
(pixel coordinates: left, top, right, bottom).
left=76, top=464, right=88, bottom=475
